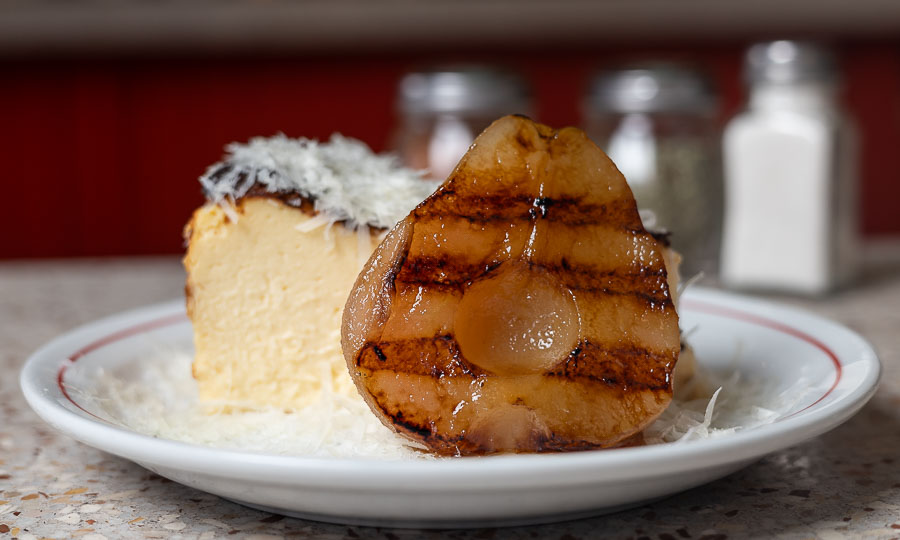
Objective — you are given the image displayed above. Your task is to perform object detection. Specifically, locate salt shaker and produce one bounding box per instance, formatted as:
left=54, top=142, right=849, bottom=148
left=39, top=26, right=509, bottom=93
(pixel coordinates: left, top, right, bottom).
left=721, top=41, right=859, bottom=294
left=391, top=66, right=533, bottom=180
left=584, top=63, right=722, bottom=278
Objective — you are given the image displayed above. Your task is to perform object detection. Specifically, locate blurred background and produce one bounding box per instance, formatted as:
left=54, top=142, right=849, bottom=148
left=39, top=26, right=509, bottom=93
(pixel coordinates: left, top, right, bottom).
left=3, top=0, right=899, bottom=289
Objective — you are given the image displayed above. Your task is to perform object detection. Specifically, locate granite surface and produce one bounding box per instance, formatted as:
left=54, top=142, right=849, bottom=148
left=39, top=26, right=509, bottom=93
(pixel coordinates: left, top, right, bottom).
left=1, top=257, right=899, bottom=540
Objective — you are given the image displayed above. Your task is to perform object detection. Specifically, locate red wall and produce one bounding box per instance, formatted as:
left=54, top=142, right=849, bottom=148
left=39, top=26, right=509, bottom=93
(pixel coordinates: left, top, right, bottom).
left=3, top=42, right=898, bottom=258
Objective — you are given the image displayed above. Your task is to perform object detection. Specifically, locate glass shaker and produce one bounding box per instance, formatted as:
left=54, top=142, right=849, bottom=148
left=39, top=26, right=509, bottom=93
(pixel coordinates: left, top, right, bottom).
left=721, top=41, right=858, bottom=295
left=583, top=63, right=722, bottom=278
left=392, top=65, right=533, bottom=180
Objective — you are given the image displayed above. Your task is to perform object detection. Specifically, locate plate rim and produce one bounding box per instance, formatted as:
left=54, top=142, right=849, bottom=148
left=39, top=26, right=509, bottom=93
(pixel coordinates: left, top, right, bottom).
left=20, top=287, right=882, bottom=491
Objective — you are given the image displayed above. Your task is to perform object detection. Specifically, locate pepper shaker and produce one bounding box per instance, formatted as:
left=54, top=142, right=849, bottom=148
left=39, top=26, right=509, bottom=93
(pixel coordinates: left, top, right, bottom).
left=584, top=63, right=723, bottom=278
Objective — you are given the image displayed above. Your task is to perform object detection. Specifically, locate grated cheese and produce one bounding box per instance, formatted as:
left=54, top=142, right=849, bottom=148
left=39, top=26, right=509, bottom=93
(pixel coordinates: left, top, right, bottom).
left=72, top=347, right=811, bottom=458
left=199, top=134, right=439, bottom=230
left=78, top=349, right=428, bottom=460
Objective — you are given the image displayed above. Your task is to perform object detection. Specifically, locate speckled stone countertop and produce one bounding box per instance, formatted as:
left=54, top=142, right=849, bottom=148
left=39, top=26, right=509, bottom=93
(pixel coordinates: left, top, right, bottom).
left=2, top=256, right=899, bottom=540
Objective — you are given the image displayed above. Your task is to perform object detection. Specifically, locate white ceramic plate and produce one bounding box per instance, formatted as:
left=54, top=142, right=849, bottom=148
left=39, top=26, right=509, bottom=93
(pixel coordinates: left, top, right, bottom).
left=20, top=287, right=880, bottom=528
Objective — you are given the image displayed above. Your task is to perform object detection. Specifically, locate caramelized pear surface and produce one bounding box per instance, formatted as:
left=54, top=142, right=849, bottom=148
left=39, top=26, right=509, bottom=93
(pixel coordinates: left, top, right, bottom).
left=342, top=115, right=680, bottom=455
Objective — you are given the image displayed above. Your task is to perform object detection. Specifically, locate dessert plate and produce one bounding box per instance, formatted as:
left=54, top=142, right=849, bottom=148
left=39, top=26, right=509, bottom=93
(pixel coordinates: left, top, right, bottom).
left=20, top=288, right=880, bottom=528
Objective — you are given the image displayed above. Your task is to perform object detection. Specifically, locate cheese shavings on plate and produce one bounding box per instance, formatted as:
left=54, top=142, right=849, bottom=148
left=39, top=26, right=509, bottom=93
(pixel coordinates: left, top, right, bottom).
left=65, top=346, right=814, bottom=459
left=73, top=348, right=427, bottom=460
left=199, top=134, right=438, bottom=230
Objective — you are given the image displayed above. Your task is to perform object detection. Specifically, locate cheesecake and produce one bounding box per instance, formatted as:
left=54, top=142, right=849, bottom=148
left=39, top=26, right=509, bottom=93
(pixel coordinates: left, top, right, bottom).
left=184, top=134, right=436, bottom=411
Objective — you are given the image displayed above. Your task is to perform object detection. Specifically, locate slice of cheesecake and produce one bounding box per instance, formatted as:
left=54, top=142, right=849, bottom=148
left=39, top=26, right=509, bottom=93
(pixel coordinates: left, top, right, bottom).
left=184, top=134, right=436, bottom=411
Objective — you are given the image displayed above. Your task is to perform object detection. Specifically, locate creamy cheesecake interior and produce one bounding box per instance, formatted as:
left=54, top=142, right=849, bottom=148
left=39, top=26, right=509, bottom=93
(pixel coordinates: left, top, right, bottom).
left=185, top=197, right=380, bottom=410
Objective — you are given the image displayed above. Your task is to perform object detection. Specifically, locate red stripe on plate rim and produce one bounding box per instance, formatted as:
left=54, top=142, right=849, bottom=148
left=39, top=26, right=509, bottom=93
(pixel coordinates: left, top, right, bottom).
left=57, top=313, right=186, bottom=423
left=682, top=299, right=843, bottom=419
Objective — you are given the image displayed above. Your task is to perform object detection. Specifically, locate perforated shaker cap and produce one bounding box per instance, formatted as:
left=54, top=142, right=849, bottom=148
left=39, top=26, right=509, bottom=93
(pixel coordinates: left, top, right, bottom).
left=744, top=40, right=838, bottom=84
left=586, top=63, right=716, bottom=114
left=398, top=65, right=532, bottom=115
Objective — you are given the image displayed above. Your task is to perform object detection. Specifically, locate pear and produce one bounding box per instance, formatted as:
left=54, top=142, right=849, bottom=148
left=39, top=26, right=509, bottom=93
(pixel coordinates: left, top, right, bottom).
left=342, top=115, right=680, bottom=455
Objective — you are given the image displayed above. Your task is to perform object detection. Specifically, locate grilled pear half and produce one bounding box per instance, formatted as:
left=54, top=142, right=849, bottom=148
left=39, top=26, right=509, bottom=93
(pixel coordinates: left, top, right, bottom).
left=342, top=115, right=680, bottom=455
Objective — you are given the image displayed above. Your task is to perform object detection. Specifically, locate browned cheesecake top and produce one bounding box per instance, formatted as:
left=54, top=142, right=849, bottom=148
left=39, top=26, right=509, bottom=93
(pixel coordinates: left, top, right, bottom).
left=198, top=134, right=438, bottom=230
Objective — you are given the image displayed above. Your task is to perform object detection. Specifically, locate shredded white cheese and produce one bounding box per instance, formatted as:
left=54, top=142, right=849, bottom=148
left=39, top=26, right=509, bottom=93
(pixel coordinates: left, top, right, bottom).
left=68, top=347, right=812, bottom=458
left=75, top=350, right=428, bottom=460
left=199, top=134, right=438, bottom=230
left=644, top=368, right=813, bottom=444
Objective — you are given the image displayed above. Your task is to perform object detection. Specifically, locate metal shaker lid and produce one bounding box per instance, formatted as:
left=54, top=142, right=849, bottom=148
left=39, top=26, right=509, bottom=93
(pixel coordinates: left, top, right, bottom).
left=586, top=63, right=716, bottom=114
left=397, top=65, right=532, bottom=115
left=744, top=40, right=838, bottom=84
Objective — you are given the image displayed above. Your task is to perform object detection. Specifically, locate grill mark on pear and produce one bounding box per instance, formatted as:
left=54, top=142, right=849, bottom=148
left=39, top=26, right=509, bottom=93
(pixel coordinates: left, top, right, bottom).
left=358, top=335, right=672, bottom=392
left=357, top=337, right=485, bottom=378
left=394, top=256, right=673, bottom=309
left=414, top=190, right=643, bottom=229
left=547, top=341, right=675, bottom=391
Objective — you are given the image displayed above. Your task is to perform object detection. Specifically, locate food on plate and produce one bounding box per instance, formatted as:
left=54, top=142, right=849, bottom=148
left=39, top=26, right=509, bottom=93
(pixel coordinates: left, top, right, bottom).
left=184, top=134, right=436, bottom=410
left=659, top=240, right=698, bottom=394
left=342, top=115, right=683, bottom=455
